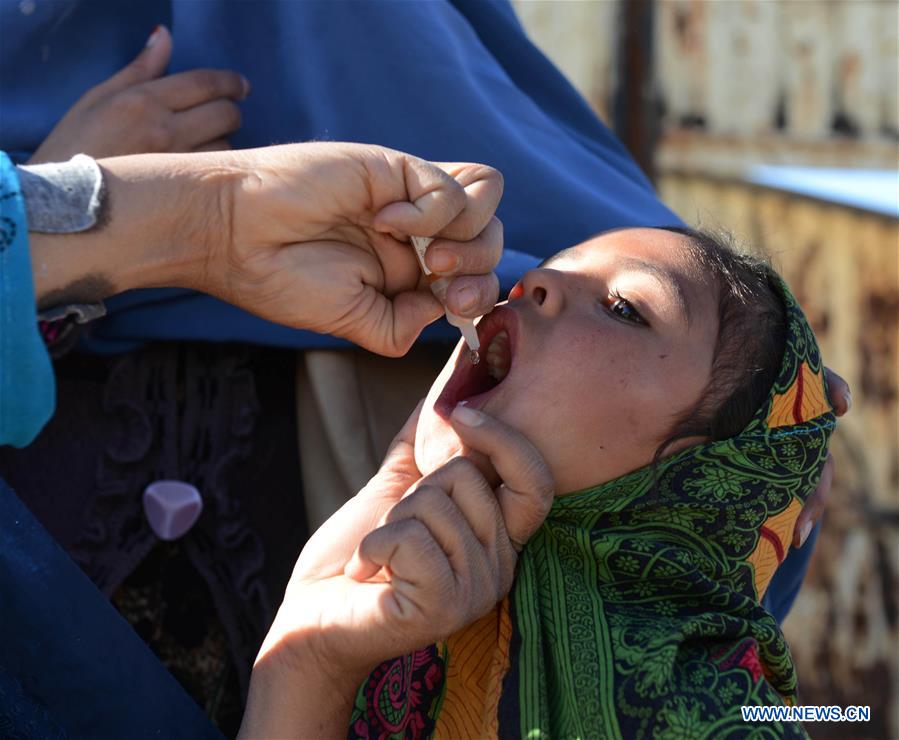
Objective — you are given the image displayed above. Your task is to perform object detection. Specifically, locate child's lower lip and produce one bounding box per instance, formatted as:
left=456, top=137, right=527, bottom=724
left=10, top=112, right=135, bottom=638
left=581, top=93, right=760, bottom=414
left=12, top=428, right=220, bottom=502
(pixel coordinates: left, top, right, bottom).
left=434, top=387, right=495, bottom=420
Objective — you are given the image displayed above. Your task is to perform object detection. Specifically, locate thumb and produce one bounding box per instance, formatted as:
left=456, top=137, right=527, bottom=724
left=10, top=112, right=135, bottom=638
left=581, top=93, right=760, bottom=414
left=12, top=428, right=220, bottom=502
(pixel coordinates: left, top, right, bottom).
left=387, top=290, right=445, bottom=356
left=90, top=25, right=172, bottom=98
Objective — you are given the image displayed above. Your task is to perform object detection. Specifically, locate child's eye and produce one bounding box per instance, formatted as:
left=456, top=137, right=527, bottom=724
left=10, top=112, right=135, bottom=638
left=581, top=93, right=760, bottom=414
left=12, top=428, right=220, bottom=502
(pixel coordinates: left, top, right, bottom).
left=606, top=294, right=647, bottom=326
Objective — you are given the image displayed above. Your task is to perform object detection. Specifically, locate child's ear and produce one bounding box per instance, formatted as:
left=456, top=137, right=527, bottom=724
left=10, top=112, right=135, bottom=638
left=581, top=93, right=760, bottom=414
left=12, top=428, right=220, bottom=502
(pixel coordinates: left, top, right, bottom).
left=655, top=433, right=709, bottom=460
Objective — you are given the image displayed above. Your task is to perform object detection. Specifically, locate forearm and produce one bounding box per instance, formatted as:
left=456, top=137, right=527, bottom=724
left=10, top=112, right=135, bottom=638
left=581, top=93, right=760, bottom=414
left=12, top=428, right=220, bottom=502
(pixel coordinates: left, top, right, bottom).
left=28, top=152, right=239, bottom=308
left=239, top=626, right=367, bottom=739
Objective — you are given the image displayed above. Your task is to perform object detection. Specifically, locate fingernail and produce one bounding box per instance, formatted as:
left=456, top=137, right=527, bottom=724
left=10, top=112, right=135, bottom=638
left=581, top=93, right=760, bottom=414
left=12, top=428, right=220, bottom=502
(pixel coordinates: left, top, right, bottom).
left=427, top=248, right=459, bottom=273
left=145, top=25, right=162, bottom=48
left=844, top=390, right=852, bottom=413
left=452, top=404, right=484, bottom=426
left=240, top=75, right=251, bottom=99
left=455, top=286, right=477, bottom=313
left=798, top=521, right=813, bottom=548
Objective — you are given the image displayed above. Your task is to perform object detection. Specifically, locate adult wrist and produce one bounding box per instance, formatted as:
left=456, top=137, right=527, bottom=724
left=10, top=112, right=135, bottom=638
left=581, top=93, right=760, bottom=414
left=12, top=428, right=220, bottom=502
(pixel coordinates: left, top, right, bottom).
left=26, top=152, right=227, bottom=307
left=257, top=604, right=375, bottom=691
left=241, top=617, right=367, bottom=739
left=96, top=153, right=238, bottom=295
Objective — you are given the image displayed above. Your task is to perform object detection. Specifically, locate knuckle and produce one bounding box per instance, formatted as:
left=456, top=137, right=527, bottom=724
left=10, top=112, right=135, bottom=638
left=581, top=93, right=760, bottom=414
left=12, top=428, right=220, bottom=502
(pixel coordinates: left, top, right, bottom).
left=192, top=69, right=222, bottom=99
left=444, top=456, right=478, bottom=481
left=113, top=90, right=151, bottom=118
left=496, top=565, right=514, bottom=602
left=401, top=518, right=433, bottom=548
left=223, top=103, right=242, bottom=131
left=446, top=180, right=468, bottom=212
left=144, top=122, right=174, bottom=152
left=510, top=455, right=553, bottom=494
left=485, top=217, right=504, bottom=252
left=455, top=214, right=482, bottom=242
left=483, top=164, right=504, bottom=191
left=477, top=557, right=503, bottom=606
left=485, top=272, right=501, bottom=300
left=494, top=169, right=505, bottom=193
left=357, top=533, right=382, bottom=566
left=406, top=485, right=447, bottom=513
left=77, top=85, right=104, bottom=108
left=357, top=529, right=378, bottom=559
left=446, top=586, right=471, bottom=619
left=431, top=569, right=458, bottom=607
left=377, top=335, right=407, bottom=358
left=529, top=462, right=555, bottom=498
left=536, top=492, right=554, bottom=519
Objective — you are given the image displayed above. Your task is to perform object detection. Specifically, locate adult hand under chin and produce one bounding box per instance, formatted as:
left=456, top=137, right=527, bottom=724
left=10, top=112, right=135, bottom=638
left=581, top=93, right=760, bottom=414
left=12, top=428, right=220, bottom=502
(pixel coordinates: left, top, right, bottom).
left=414, top=402, right=553, bottom=538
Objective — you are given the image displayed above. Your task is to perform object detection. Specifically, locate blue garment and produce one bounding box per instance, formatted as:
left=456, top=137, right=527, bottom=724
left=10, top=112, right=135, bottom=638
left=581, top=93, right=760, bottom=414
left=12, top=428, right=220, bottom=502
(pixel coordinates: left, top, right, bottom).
left=0, top=153, right=54, bottom=447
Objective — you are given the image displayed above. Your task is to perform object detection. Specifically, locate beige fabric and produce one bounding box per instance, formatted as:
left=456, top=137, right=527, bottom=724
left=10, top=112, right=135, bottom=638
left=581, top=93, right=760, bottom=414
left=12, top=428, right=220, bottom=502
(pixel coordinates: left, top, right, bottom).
left=296, top=346, right=445, bottom=530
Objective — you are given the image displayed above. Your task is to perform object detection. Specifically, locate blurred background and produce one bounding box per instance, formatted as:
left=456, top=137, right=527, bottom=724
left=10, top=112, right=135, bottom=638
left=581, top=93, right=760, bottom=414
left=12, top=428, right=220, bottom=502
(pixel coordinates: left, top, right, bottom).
left=511, top=1, right=898, bottom=738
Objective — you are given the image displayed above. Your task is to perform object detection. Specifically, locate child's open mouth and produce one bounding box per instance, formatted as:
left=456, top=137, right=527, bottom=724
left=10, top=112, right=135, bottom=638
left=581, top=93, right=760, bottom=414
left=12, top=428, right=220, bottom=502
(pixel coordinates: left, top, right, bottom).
left=434, top=306, right=518, bottom=418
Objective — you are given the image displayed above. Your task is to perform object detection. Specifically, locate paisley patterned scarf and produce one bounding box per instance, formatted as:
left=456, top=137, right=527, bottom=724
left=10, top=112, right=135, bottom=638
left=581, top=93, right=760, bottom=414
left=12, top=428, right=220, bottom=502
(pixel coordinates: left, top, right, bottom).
left=349, top=280, right=835, bottom=739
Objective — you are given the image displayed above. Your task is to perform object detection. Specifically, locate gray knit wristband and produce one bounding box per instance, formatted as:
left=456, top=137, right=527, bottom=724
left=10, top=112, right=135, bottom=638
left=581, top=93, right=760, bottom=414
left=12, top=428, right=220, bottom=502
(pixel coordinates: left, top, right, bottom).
left=17, top=153, right=105, bottom=234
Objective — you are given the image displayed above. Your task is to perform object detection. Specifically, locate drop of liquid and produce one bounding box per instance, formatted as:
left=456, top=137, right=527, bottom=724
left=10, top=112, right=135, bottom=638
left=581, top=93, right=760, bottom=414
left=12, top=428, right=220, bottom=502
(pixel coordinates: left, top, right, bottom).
left=469, top=349, right=480, bottom=365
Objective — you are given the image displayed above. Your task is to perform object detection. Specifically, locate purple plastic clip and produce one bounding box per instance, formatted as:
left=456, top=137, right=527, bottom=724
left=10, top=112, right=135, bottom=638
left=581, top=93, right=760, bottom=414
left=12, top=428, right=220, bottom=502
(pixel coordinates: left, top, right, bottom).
left=143, top=480, right=203, bottom=540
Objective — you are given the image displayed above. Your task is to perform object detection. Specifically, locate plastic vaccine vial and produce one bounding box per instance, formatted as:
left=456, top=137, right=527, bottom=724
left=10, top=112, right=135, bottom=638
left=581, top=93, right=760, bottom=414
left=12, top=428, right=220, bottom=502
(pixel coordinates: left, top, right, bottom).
left=410, top=236, right=481, bottom=363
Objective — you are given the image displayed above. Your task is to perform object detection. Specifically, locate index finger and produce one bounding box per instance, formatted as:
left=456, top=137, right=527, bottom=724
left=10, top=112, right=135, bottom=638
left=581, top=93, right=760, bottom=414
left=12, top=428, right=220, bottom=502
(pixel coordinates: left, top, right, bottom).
left=146, top=68, right=249, bottom=111
left=448, top=404, right=555, bottom=545
left=371, top=156, right=468, bottom=237
left=432, top=163, right=504, bottom=242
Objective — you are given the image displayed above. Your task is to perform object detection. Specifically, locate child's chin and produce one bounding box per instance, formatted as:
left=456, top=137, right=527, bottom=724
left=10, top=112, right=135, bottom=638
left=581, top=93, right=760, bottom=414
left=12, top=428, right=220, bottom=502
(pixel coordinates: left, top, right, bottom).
left=414, top=409, right=464, bottom=477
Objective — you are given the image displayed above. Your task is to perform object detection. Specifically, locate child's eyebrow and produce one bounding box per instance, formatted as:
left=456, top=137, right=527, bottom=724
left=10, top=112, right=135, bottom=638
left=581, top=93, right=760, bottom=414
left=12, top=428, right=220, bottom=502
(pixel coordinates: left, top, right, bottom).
left=618, top=257, right=692, bottom=325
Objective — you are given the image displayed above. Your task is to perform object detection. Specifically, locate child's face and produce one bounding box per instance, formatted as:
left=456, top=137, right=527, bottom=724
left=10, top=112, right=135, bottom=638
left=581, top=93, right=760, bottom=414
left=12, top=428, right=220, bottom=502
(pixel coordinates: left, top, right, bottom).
left=415, top=228, right=721, bottom=494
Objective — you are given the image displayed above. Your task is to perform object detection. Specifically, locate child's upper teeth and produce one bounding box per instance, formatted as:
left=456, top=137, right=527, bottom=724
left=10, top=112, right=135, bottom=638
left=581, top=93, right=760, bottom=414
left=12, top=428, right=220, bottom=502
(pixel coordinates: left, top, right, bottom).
left=486, top=330, right=510, bottom=381
left=487, top=330, right=508, bottom=354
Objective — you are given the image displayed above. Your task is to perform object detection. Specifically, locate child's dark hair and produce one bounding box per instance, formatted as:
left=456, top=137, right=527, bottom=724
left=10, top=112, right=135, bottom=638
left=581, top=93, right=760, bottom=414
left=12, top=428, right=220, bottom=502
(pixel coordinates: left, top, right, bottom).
left=654, top=227, right=787, bottom=461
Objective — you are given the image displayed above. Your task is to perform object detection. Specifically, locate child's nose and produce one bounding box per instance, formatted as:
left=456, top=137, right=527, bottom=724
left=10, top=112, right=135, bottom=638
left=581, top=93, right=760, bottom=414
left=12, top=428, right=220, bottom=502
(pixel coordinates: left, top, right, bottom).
left=518, top=268, right=565, bottom=316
